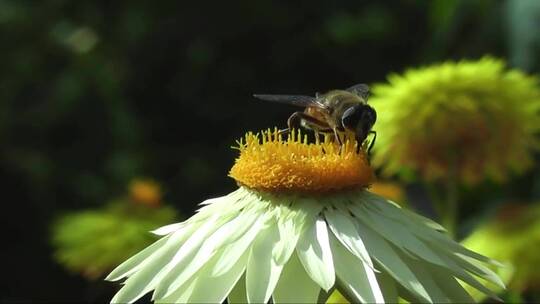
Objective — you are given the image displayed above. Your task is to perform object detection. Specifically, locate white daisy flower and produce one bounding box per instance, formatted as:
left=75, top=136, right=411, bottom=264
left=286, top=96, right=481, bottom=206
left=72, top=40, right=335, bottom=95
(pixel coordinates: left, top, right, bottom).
left=107, top=130, right=503, bottom=303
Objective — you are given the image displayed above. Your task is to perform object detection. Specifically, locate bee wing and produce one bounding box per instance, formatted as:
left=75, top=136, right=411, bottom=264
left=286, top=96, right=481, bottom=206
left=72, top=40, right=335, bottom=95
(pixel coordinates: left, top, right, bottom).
left=345, top=83, right=370, bottom=100
left=253, top=94, right=328, bottom=110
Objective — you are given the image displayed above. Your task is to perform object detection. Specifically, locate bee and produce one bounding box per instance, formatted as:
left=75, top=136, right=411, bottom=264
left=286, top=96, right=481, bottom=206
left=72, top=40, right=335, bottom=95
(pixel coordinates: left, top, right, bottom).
left=253, top=83, right=377, bottom=153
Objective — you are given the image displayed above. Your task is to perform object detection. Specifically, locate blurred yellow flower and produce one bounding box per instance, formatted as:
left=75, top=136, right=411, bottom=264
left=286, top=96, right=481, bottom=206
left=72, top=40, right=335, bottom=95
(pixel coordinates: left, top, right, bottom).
left=129, top=178, right=162, bottom=207
left=52, top=182, right=178, bottom=280
left=368, top=181, right=406, bottom=205
left=370, top=57, right=540, bottom=184
left=463, top=203, right=540, bottom=297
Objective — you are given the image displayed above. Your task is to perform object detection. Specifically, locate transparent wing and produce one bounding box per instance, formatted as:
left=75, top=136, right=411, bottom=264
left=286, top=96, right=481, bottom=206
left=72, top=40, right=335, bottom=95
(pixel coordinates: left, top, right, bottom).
left=345, top=84, right=370, bottom=100
left=253, top=94, right=327, bottom=110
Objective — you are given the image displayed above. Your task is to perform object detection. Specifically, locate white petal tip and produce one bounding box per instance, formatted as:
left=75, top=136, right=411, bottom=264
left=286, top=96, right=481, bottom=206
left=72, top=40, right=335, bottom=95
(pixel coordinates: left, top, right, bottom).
left=105, top=271, right=126, bottom=282
left=490, top=259, right=506, bottom=268
left=150, top=223, right=183, bottom=235
left=104, top=274, right=116, bottom=282
left=321, top=279, right=336, bottom=292
left=490, top=294, right=503, bottom=302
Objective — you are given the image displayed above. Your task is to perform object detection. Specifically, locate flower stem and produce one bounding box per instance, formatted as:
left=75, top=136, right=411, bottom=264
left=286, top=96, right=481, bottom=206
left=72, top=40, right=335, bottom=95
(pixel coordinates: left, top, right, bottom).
left=441, top=172, right=459, bottom=239
left=319, top=286, right=335, bottom=303
left=426, top=182, right=444, bottom=218
left=334, top=286, right=357, bottom=304
left=426, top=164, right=459, bottom=239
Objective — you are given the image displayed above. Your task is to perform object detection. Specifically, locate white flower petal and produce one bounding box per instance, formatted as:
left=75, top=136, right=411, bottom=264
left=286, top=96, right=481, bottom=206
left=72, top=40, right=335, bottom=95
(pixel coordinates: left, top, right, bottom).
left=427, top=250, right=500, bottom=300
left=155, top=277, right=198, bottom=304
left=108, top=188, right=502, bottom=304
left=228, top=275, right=248, bottom=304
left=153, top=209, right=257, bottom=299
left=273, top=254, right=321, bottom=304
left=419, top=226, right=504, bottom=266
left=296, top=218, right=335, bottom=291
left=330, top=233, right=384, bottom=304
left=401, top=208, right=446, bottom=232
left=325, top=207, right=374, bottom=268
left=212, top=213, right=267, bottom=276
left=429, top=266, right=475, bottom=303
left=198, top=188, right=245, bottom=206
left=199, top=196, right=228, bottom=206
left=362, top=192, right=445, bottom=232
left=166, top=217, right=222, bottom=266
left=432, top=252, right=506, bottom=289
left=354, top=220, right=432, bottom=303
left=401, top=244, right=498, bottom=302
left=106, top=234, right=171, bottom=281
left=157, top=251, right=248, bottom=303
left=246, top=223, right=284, bottom=304
left=402, top=257, right=450, bottom=303
left=376, top=271, right=398, bottom=304
left=183, top=252, right=248, bottom=303
left=351, top=203, right=448, bottom=267
left=451, top=254, right=505, bottom=289
left=110, top=224, right=199, bottom=304
left=188, top=189, right=248, bottom=223
left=151, top=216, right=226, bottom=299
left=364, top=192, right=500, bottom=267
left=272, top=202, right=313, bottom=265
left=357, top=201, right=500, bottom=302
left=435, top=237, right=503, bottom=267
left=150, top=223, right=184, bottom=236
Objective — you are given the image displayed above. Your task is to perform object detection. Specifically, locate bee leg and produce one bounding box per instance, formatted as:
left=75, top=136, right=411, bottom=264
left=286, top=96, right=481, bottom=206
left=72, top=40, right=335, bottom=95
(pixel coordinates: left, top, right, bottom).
left=276, top=112, right=300, bottom=135
left=333, top=128, right=343, bottom=145
left=314, top=131, right=322, bottom=143
left=286, top=111, right=304, bottom=131
left=277, top=128, right=290, bottom=135
left=367, top=130, right=377, bottom=155
left=276, top=111, right=304, bottom=136
left=284, top=111, right=331, bottom=135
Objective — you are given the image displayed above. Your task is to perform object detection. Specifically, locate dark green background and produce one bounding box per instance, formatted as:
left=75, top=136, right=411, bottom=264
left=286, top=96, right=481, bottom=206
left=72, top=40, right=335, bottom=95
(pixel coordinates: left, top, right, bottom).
left=1, top=0, right=539, bottom=302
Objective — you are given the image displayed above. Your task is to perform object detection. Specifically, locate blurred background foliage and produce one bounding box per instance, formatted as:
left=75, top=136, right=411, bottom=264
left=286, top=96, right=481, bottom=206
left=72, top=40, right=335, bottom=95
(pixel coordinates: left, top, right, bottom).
left=51, top=179, right=178, bottom=281
left=1, top=0, right=540, bottom=302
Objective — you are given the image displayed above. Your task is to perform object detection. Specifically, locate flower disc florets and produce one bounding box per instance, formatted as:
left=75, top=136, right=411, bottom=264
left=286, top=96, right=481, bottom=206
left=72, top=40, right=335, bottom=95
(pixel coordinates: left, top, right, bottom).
left=370, top=57, right=540, bottom=184
left=229, top=129, right=374, bottom=193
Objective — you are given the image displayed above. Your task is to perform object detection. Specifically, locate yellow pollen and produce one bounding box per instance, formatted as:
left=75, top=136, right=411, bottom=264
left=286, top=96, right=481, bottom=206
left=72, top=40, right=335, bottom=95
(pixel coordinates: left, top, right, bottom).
left=229, top=129, right=374, bottom=193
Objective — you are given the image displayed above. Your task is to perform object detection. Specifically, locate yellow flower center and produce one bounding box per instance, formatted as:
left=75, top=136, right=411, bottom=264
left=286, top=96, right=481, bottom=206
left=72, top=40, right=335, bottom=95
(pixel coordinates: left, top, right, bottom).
left=229, top=129, right=374, bottom=193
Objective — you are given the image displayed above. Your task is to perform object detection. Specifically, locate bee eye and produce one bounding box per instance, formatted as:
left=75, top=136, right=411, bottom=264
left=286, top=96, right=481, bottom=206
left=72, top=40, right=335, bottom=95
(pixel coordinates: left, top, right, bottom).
left=363, top=106, right=376, bottom=125
left=342, top=106, right=362, bottom=130
left=342, top=105, right=377, bottom=134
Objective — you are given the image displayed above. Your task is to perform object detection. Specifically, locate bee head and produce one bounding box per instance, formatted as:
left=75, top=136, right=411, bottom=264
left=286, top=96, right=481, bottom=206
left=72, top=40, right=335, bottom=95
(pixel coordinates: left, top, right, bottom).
left=342, top=104, right=377, bottom=142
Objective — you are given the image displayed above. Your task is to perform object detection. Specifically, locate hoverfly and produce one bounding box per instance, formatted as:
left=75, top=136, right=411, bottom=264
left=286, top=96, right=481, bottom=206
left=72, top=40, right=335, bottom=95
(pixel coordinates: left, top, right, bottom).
left=254, top=83, right=377, bottom=153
